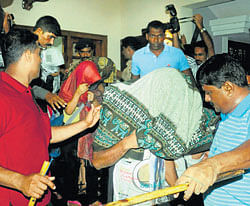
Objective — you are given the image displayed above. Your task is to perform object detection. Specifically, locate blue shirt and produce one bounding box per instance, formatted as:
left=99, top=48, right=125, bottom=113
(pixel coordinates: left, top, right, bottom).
left=131, top=43, right=190, bottom=77
left=204, top=94, right=250, bottom=206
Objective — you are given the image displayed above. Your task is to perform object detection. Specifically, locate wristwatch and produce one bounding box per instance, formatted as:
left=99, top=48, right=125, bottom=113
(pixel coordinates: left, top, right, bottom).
left=200, top=27, right=206, bottom=33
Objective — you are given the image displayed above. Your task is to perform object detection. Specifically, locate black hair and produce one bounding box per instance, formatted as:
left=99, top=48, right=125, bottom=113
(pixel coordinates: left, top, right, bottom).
left=194, top=40, right=208, bottom=54
left=146, top=20, right=165, bottom=33
left=196, top=53, right=248, bottom=88
left=33, top=15, right=61, bottom=36
left=3, top=28, right=38, bottom=68
left=121, top=36, right=142, bottom=51
left=75, top=38, right=95, bottom=51
left=183, top=44, right=194, bottom=57
left=0, top=5, right=4, bottom=32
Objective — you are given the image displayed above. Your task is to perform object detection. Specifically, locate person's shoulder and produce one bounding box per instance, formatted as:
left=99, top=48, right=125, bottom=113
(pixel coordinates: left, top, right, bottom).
left=0, top=82, right=11, bottom=104
left=133, top=46, right=147, bottom=58
left=166, top=44, right=183, bottom=53
left=95, top=56, right=115, bottom=64
left=136, top=45, right=147, bottom=54
left=78, top=60, right=96, bottom=67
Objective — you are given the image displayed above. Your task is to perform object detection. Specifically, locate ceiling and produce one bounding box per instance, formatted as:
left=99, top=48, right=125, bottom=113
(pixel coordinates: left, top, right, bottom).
left=209, top=0, right=250, bottom=44
left=183, top=0, right=236, bottom=9
left=188, top=0, right=250, bottom=44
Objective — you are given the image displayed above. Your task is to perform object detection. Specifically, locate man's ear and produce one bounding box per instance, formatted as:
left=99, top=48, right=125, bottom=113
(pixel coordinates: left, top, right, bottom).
left=222, top=81, right=234, bottom=97
left=23, top=49, right=32, bottom=63
left=146, top=33, right=149, bottom=41
left=247, top=75, right=250, bottom=85
left=127, top=46, right=133, bottom=54
left=33, top=27, right=43, bottom=36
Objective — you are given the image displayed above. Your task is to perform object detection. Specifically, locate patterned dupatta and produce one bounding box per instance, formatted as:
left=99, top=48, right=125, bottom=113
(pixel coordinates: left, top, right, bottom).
left=93, top=68, right=219, bottom=160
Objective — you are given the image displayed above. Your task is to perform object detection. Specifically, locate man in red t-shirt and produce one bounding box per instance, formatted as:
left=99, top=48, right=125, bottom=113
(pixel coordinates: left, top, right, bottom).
left=0, top=29, right=100, bottom=206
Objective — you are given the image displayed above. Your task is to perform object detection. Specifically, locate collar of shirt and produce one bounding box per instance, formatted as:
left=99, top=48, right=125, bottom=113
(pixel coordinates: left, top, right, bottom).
left=0, top=71, right=32, bottom=94
left=221, top=93, right=250, bottom=121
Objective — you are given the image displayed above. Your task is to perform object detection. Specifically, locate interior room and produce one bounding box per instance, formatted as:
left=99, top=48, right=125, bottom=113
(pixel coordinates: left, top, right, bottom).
left=2, top=0, right=250, bottom=71
left=1, top=0, right=249, bottom=206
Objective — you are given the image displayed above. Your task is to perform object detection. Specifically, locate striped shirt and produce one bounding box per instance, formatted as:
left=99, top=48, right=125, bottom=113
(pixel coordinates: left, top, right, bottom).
left=204, top=94, right=250, bottom=206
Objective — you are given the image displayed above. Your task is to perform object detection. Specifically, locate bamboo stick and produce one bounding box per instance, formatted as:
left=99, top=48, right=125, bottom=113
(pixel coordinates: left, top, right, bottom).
left=28, top=161, right=50, bottom=206
left=105, top=169, right=244, bottom=206
left=105, top=184, right=188, bottom=206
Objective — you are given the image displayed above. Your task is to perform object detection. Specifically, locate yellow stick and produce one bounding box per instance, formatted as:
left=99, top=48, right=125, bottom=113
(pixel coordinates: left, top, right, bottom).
left=105, top=169, right=244, bottom=206
left=28, top=161, right=50, bottom=206
left=105, top=184, right=189, bottom=206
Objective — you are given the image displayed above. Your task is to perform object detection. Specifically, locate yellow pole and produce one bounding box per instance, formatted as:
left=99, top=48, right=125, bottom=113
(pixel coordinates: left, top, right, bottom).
left=105, top=184, right=189, bottom=206
left=105, top=169, right=244, bottom=206
left=28, top=161, right=50, bottom=206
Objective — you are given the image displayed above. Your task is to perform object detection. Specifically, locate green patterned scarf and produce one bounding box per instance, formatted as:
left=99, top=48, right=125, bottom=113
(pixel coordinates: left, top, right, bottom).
left=93, top=68, right=219, bottom=160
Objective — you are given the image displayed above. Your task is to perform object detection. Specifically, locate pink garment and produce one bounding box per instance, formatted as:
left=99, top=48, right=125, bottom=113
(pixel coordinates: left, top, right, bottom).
left=67, top=200, right=82, bottom=206
left=78, top=109, right=94, bottom=161
left=59, top=61, right=101, bottom=161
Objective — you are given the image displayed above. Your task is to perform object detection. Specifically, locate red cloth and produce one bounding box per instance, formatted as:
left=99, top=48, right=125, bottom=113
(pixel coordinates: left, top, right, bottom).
left=59, top=60, right=101, bottom=104
left=0, top=72, right=51, bottom=206
left=59, top=61, right=101, bottom=160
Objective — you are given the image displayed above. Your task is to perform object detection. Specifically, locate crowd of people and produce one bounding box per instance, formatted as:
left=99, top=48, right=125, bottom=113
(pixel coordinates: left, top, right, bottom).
left=0, top=3, right=250, bottom=206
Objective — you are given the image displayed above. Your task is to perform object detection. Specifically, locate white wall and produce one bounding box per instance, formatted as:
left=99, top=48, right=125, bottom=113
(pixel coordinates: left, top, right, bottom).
left=194, top=0, right=250, bottom=54
left=5, top=0, right=122, bottom=68
left=120, top=0, right=194, bottom=42
left=4, top=0, right=194, bottom=68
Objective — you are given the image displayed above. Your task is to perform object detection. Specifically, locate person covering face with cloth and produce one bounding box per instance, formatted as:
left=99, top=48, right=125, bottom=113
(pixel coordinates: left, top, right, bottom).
left=92, top=68, right=219, bottom=205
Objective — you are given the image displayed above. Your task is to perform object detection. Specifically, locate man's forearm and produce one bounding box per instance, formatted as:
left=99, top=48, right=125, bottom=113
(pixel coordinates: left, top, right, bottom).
left=172, top=33, right=180, bottom=49
left=0, top=167, right=23, bottom=193
left=193, top=14, right=215, bottom=58
left=92, top=131, right=138, bottom=169
left=65, top=92, right=81, bottom=115
left=51, top=105, right=100, bottom=143
left=200, top=31, right=215, bottom=58
left=92, top=139, right=131, bottom=170
left=50, top=119, right=90, bottom=143
left=165, top=160, right=178, bottom=187
left=210, top=140, right=250, bottom=174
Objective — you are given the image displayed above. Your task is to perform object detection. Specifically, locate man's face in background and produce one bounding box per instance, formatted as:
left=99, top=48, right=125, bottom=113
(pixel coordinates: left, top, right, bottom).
left=79, top=47, right=93, bottom=60
left=194, top=47, right=207, bottom=65
left=34, top=28, right=57, bottom=48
